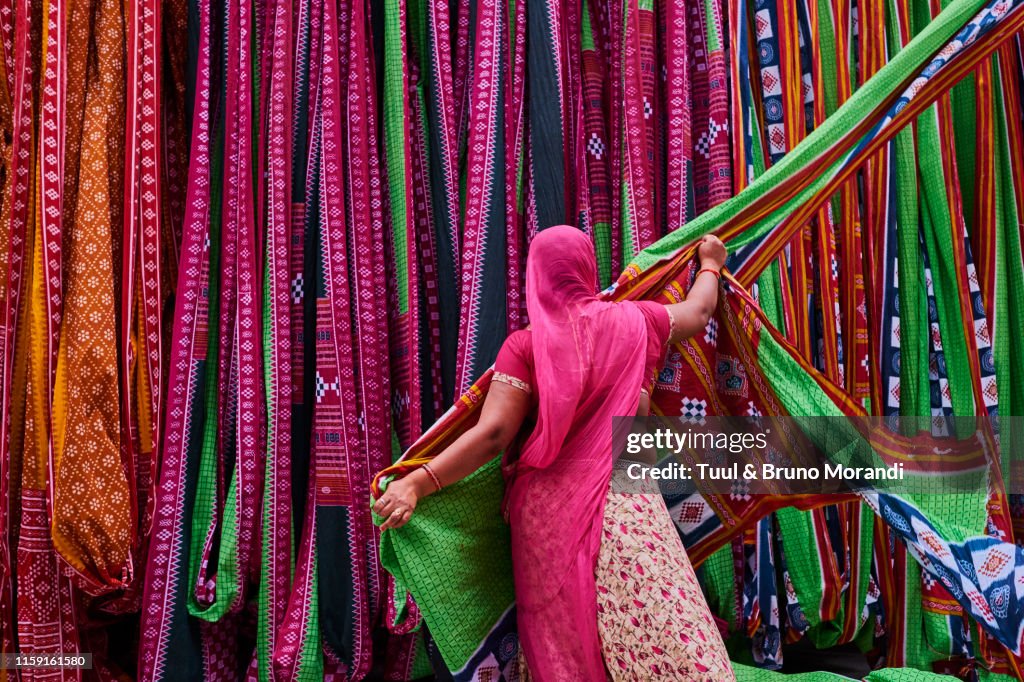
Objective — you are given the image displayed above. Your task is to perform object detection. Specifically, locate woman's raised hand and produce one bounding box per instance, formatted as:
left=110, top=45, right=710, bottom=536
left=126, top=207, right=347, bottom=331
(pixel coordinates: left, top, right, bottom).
left=697, top=234, right=727, bottom=271
left=663, top=234, right=728, bottom=344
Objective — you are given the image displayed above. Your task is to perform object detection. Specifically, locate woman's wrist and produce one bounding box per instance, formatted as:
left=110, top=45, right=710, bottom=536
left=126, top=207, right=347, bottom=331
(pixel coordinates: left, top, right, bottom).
left=405, top=469, right=434, bottom=498
left=697, top=265, right=723, bottom=281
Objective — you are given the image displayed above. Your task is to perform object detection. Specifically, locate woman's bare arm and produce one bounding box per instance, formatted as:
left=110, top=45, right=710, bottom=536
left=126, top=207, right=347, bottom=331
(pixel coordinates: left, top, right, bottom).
left=373, top=381, right=531, bottom=529
left=412, top=382, right=530, bottom=492
left=665, top=235, right=727, bottom=344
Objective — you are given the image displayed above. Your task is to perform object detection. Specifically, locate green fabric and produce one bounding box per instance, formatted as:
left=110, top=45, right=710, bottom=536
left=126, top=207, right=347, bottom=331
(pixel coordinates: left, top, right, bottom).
left=378, top=457, right=514, bottom=670
left=410, top=632, right=434, bottom=679
left=950, top=72, right=976, bottom=230
left=852, top=505, right=875, bottom=645
left=776, top=508, right=830, bottom=640
left=867, top=669, right=961, bottom=682
left=917, top=110, right=976, bottom=418
left=185, top=120, right=245, bottom=623
left=977, top=670, right=1021, bottom=682
left=882, top=4, right=963, bottom=661
left=992, top=54, right=1024, bottom=422
left=756, top=317, right=989, bottom=528
left=893, top=120, right=931, bottom=421
left=732, top=661, right=964, bottom=681
left=384, top=0, right=410, bottom=315
left=701, top=543, right=738, bottom=633
left=755, top=284, right=987, bottom=667
left=732, top=662, right=851, bottom=681
left=915, top=110, right=972, bottom=661
left=815, top=0, right=840, bottom=118
left=883, top=0, right=932, bottom=421
left=902, top=559, right=949, bottom=671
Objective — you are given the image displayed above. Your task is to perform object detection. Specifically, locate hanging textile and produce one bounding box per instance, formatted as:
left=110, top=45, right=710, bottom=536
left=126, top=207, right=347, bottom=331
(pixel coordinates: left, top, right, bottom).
left=373, top=1, right=1024, bottom=677
left=0, top=0, right=1022, bottom=675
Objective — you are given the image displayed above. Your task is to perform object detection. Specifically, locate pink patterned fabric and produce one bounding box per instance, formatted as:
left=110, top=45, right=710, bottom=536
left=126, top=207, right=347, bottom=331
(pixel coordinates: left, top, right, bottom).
left=597, top=489, right=735, bottom=681
left=505, top=226, right=669, bottom=681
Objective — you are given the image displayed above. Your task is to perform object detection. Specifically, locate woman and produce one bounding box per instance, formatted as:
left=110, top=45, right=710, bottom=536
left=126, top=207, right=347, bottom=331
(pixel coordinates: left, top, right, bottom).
left=373, top=226, right=734, bottom=681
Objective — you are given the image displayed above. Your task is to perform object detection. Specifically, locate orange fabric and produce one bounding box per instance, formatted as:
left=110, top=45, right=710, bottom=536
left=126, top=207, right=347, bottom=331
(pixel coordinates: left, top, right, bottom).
left=51, top=0, right=131, bottom=589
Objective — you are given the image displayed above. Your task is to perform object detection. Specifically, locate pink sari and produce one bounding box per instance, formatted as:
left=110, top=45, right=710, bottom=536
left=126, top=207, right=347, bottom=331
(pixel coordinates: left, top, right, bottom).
left=507, top=226, right=660, bottom=680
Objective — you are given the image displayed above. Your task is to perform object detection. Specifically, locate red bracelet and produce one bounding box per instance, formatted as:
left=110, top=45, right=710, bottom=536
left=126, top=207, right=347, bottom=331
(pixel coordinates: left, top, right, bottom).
left=697, top=267, right=722, bottom=280
left=422, top=462, right=443, bottom=492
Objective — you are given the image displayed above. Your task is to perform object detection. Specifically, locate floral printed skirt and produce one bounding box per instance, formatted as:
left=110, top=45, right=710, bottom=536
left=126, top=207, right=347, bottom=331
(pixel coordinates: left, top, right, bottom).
left=595, top=488, right=735, bottom=681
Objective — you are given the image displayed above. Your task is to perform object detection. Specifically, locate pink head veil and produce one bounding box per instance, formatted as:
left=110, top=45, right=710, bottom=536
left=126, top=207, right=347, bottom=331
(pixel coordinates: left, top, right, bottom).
left=520, top=225, right=604, bottom=468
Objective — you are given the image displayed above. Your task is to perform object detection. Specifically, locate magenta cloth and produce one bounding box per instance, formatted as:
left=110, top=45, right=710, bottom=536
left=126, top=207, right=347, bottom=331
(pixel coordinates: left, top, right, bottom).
left=500, top=226, right=671, bottom=680
left=493, top=329, right=534, bottom=384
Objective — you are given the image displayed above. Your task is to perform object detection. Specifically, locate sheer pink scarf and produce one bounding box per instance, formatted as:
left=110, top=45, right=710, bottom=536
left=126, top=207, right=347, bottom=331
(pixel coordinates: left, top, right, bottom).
left=507, top=226, right=652, bottom=680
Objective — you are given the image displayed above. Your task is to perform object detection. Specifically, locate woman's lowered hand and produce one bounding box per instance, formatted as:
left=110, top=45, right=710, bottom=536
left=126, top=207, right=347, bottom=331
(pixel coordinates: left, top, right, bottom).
left=373, top=472, right=427, bottom=530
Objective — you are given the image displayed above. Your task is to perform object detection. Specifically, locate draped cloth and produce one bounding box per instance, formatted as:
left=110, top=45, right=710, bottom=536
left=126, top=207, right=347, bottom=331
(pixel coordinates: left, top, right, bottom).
left=373, top=1, right=1024, bottom=678
left=507, top=226, right=652, bottom=680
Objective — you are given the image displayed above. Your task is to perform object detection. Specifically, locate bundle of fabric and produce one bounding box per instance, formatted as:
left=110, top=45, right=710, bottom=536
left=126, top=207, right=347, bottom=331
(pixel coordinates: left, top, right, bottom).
left=135, top=0, right=420, bottom=677
left=373, top=0, right=1024, bottom=680
left=0, top=0, right=188, bottom=673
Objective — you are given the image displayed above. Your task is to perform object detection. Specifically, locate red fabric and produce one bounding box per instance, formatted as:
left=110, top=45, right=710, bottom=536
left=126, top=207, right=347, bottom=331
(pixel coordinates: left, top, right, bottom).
left=505, top=226, right=669, bottom=681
